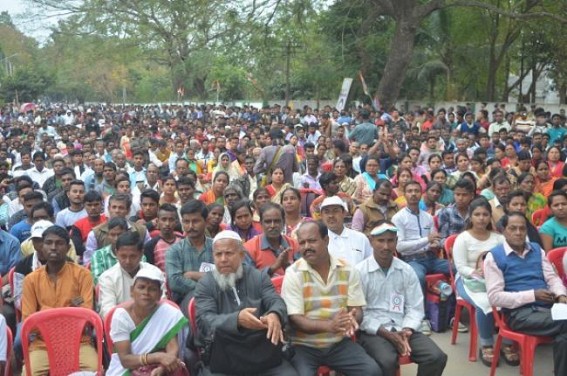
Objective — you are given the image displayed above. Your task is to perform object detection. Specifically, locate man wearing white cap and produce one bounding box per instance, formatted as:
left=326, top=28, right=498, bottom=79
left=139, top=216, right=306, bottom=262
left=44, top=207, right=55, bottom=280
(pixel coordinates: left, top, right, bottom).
left=356, top=221, right=447, bottom=376
left=320, top=196, right=372, bottom=266
left=194, top=230, right=297, bottom=376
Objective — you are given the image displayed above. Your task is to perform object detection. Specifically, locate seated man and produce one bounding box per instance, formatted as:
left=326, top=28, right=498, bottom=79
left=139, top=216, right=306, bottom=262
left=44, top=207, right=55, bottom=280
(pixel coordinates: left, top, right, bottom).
left=10, top=191, right=44, bottom=243
left=282, top=221, right=380, bottom=375
left=98, top=231, right=164, bottom=318
left=244, top=202, right=298, bottom=277
left=320, top=196, right=372, bottom=266
left=70, top=190, right=107, bottom=262
left=194, top=230, right=297, bottom=376
left=22, top=225, right=97, bottom=376
left=357, top=222, right=447, bottom=376
left=90, top=217, right=128, bottom=285
left=144, top=203, right=183, bottom=272
left=351, top=179, right=399, bottom=236
left=392, top=180, right=451, bottom=335
left=166, top=200, right=213, bottom=313
left=485, top=212, right=567, bottom=375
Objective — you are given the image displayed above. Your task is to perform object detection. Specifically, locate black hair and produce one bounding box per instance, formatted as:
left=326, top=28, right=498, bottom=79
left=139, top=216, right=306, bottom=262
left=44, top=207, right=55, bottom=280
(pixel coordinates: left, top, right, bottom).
left=116, top=231, right=143, bottom=251
left=69, top=179, right=84, bottom=189
left=259, top=202, right=285, bottom=222
left=548, top=190, right=567, bottom=208
left=229, top=199, right=254, bottom=228
left=103, top=162, right=117, bottom=171
left=500, top=211, right=528, bottom=228
left=213, top=171, right=229, bottom=183
left=318, top=172, right=336, bottom=190
left=374, top=178, right=392, bottom=191
left=23, top=191, right=44, bottom=203
left=109, top=193, right=132, bottom=210
left=30, top=201, right=54, bottom=219
left=453, top=178, right=476, bottom=193
left=140, top=189, right=160, bottom=204
left=280, top=187, right=301, bottom=205
left=176, top=176, right=195, bottom=189
left=42, top=225, right=70, bottom=243
left=403, top=180, right=421, bottom=193
left=107, top=217, right=128, bottom=231
left=60, top=168, right=76, bottom=178
left=180, top=199, right=208, bottom=219
left=84, top=190, right=103, bottom=203
left=465, top=197, right=493, bottom=231
left=553, top=178, right=567, bottom=192
left=158, top=203, right=179, bottom=219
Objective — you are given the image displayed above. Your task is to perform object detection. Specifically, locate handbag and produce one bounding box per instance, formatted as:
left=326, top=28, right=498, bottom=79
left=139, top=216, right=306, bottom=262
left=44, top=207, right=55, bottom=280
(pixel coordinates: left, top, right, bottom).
left=208, top=329, right=283, bottom=375
left=132, top=363, right=190, bottom=376
left=260, top=146, right=283, bottom=187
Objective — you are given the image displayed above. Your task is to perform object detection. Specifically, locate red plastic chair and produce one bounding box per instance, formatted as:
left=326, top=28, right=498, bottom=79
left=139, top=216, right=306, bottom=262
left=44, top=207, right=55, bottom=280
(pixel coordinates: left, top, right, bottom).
left=271, top=275, right=284, bottom=294
left=271, top=276, right=332, bottom=376
left=188, top=297, right=197, bottom=335
left=396, top=354, right=414, bottom=376
left=531, top=207, right=550, bottom=228
left=445, top=234, right=478, bottom=362
left=21, top=307, right=104, bottom=376
left=4, top=325, right=13, bottom=376
left=547, top=247, right=567, bottom=279
left=490, top=307, right=553, bottom=376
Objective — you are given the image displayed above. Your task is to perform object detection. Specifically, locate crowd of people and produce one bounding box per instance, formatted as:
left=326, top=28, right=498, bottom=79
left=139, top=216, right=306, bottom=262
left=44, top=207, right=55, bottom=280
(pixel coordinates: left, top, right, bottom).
left=0, top=101, right=565, bottom=375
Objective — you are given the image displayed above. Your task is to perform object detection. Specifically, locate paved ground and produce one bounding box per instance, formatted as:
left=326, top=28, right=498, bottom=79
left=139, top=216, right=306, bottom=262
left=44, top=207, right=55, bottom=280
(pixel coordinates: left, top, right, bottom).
left=401, top=329, right=555, bottom=376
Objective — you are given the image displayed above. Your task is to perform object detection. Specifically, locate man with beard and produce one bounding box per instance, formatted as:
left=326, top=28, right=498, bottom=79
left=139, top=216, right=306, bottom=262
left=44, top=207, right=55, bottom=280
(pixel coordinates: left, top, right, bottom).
left=194, top=230, right=297, bottom=376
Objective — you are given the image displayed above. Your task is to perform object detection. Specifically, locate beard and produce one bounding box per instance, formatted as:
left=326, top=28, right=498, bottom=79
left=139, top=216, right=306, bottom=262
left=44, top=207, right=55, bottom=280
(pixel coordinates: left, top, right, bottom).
left=212, top=263, right=244, bottom=291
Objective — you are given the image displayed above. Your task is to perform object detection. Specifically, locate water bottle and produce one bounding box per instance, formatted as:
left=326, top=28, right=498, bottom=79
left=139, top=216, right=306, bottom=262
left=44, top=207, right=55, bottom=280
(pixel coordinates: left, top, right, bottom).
left=436, top=281, right=453, bottom=299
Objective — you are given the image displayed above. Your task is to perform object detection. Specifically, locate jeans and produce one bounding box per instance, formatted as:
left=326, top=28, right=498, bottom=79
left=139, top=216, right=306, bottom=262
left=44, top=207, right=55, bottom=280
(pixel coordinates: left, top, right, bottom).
left=406, top=256, right=451, bottom=294
left=455, top=277, right=495, bottom=347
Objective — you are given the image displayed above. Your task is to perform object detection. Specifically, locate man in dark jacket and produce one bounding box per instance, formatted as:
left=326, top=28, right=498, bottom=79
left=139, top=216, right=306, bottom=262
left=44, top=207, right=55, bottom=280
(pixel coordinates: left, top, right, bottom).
left=194, top=230, right=297, bottom=376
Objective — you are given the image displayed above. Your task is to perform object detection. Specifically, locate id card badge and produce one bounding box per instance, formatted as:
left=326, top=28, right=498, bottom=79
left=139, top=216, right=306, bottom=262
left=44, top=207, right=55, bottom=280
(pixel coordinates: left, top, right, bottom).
left=389, top=292, right=404, bottom=314
left=199, top=262, right=216, bottom=272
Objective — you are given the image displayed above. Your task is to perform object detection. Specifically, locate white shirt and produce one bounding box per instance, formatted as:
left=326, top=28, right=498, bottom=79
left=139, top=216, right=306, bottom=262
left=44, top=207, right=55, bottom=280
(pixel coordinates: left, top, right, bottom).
left=356, top=256, right=424, bottom=333
left=25, top=167, right=54, bottom=188
left=98, top=262, right=165, bottom=318
left=328, top=227, right=373, bottom=266
left=392, top=207, right=435, bottom=257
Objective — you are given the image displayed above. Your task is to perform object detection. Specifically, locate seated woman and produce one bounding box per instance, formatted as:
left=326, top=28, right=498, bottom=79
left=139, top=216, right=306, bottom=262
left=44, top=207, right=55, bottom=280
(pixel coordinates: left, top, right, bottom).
left=353, top=155, right=383, bottom=204
left=392, top=167, right=413, bottom=208
left=266, top=167, right=292, bottom=204
left=199, top=171, right=229, bottom=205
left=516, top=172, right=547, bottom=222
left=251, top=187, right=271, bottom=228
left=430, top=168, right=454, bottom=206
left=419, top=181, right=445, bottom=216
left=205, top=203, right=226, bottom=239
left=540, top=190, right=567, bottom=252
left=107, top=268, right=188, bottom=376
left=228, top=199, right=262, bottom=242
left=453, top=198, right=518, bottom=367
left=534, top=161, right=557, bottom=197
left=281, top=187, right=311, bottom=238
left=495, top=190, right=542, bottom=246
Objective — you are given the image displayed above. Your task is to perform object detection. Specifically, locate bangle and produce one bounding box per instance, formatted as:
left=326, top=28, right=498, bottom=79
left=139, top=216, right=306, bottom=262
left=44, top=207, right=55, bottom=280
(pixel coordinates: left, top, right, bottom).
left=139, top=354, right=145, bottom=366
left=142, top=353, right=148, bottom=366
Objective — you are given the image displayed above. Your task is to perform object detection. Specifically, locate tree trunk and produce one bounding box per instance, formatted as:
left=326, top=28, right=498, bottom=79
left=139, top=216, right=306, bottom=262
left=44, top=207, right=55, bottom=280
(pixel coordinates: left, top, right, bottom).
left=560, top=82, right=566, bottom=104
left=376, top=17, right=418, bottom=110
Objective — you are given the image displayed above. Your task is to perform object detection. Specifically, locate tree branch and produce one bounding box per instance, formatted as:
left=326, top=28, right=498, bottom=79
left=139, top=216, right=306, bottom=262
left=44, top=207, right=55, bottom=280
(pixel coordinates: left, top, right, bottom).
left=443, top=0, right=567, bottom=23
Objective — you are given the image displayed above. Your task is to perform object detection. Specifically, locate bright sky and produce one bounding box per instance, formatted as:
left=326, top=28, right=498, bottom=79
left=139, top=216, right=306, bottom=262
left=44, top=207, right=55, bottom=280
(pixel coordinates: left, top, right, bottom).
left=0, top=0, right=57, bottom=42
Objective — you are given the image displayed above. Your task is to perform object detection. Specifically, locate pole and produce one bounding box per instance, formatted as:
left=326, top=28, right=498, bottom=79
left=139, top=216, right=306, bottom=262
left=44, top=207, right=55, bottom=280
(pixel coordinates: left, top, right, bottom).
left=285, top=41, right=291, bottom=107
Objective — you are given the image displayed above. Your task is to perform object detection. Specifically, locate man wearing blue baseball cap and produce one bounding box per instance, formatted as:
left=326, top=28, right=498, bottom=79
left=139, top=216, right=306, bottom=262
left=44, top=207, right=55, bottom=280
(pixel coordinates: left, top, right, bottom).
left=356, top=221, right=447, bottom=376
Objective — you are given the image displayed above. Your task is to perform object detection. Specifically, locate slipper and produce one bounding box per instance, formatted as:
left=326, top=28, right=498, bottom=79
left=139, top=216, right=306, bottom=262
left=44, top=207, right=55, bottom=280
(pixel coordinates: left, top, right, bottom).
left=479, top=347, right=499, bottom=368
left=501, top=345, right=520, bottom=367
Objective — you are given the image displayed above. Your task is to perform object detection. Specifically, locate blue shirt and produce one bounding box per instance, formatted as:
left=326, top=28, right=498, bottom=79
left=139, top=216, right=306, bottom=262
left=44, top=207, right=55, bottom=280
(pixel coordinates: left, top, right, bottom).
left=0, top=230, right=21, bottom=275
left=9, top=220, right=32, bottom=244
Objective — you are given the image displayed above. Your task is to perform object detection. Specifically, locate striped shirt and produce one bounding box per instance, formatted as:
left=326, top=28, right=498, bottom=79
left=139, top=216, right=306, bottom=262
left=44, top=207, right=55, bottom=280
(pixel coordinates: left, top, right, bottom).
left=282, top=255, right=366, bottom=348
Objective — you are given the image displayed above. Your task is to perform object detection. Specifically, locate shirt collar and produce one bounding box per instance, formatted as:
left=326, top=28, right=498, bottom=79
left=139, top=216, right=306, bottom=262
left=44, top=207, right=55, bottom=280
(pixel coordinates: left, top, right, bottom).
left=367, top=255, right=403, bottom=273
left=329, top=227, right=347, bottom=239
left=297, top=254, right=344, bottom=272
left=261, top=234, right=289, bottom=251
left=502, top=240, right=531, bottom=256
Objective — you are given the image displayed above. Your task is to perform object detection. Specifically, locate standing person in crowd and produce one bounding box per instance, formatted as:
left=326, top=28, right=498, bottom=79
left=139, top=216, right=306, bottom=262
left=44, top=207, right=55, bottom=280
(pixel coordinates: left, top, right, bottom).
left=254, top=129, right=298, bottom=185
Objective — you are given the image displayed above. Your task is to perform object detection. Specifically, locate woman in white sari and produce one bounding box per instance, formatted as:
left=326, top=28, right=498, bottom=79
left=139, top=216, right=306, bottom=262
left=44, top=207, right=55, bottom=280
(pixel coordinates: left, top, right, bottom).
left=107, top=268, right=188, bottom=376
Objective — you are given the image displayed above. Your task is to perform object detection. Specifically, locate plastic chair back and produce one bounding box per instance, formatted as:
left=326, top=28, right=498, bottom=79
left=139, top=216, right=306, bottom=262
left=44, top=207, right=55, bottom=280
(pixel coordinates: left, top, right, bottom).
left=444, top=234, right=458, bottom=289
left=547, top=247, right=567, bottom=279
left=21, top=307, right=104, bottom=376
left=7, top=268, right=20, bottom=322
left=188, top=298, right=197, bottom=335
left=5, top=325, right=12, bottom=376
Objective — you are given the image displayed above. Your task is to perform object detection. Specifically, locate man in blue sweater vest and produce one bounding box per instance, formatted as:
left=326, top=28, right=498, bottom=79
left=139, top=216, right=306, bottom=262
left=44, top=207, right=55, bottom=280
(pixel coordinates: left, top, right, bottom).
left=485, top=212, right=567, bottom=374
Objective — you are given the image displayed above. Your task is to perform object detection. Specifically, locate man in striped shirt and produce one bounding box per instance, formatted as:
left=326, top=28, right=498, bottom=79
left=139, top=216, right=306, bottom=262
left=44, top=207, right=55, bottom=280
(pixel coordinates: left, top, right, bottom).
left=282, top=221, right=380, bottom=375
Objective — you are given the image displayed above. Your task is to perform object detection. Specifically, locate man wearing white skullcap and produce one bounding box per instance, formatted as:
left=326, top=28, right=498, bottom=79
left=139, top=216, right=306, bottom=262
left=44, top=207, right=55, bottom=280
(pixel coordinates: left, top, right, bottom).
left=193, top=230, right=298, bottom=376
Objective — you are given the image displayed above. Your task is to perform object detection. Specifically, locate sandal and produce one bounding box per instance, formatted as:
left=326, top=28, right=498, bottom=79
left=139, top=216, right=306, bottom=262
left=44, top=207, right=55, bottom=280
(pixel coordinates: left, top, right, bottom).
left=501, top=345, right=520, bottom=366
left=479, top=346, right=498, bottom=367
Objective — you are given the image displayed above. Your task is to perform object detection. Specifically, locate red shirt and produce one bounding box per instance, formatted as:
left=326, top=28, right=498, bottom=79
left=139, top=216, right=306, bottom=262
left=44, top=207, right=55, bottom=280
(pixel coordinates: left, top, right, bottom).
left=73, top=214, right=107, bottom=242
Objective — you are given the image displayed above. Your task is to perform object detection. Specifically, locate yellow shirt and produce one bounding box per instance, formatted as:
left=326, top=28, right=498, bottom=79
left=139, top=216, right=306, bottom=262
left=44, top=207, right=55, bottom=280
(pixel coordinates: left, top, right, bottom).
left=22, top=262, right=94, bottom=350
